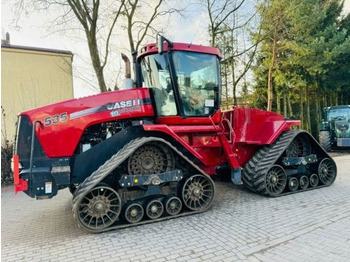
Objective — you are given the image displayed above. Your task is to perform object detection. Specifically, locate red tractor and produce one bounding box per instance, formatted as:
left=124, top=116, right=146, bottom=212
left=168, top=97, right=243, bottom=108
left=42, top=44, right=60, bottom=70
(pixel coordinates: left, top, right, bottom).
left=13, top=36, right=337, bottom=232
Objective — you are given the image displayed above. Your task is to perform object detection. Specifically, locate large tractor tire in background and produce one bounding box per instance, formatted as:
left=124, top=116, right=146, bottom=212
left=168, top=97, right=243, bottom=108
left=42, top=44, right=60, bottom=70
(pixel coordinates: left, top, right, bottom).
left=319, top=131, right=332, bottom=152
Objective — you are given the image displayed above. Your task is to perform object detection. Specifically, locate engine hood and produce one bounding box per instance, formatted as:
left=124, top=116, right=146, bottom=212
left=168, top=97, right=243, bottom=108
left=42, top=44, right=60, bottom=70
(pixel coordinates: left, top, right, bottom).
left=19, top=88, right=154, bottom=158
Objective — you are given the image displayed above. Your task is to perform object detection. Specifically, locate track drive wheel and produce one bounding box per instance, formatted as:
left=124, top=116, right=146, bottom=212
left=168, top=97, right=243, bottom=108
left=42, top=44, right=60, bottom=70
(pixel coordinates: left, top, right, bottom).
left=127, top=142, right=175, bottom=175
left=75, top=185, right=121, bottom=231
left=285, top=135, right=311, bottom=157
left=182, top=174, right=214, bottom=211
left=265, top=165, right=287, bottom=196
left=318, top=158, right=337, bottom=186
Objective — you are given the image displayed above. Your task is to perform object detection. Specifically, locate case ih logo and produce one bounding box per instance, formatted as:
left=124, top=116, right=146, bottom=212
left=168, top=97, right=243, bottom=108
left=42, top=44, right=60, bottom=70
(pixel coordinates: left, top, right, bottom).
left=107, top=99, right=140, bottom=110
left=70, top=98, right=144, bottom=120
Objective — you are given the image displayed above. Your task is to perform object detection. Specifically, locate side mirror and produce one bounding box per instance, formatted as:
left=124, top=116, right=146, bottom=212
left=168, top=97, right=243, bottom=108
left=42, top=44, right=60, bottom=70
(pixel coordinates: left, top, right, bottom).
left=157, top=35, right=164, bottom=54
left=156, top=34, right=173, bottom=54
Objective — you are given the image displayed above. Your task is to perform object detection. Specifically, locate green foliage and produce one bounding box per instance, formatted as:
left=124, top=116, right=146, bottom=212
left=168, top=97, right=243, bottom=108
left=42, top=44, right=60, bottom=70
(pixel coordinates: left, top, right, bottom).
left=251, top=0, right=350, bottom=135
left=1, top=140, right=13, bottom=186
left=1, top=107, right=14, bottom=185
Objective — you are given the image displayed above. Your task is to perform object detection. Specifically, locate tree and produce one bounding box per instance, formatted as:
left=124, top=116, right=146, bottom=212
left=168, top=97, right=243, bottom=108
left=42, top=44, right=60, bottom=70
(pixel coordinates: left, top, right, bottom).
left=286, top=0, right=350, bottom=131
left=252, top=0, right=350, bottom=135
left=121, top=0, right=179, bottom=53
left=67, top=0, right=125, bottom=92
left=11, top=0, right=179, bottom=93
left=204, top=0, right=260, bottom=105
left=12, top=0, right=127, bottom=93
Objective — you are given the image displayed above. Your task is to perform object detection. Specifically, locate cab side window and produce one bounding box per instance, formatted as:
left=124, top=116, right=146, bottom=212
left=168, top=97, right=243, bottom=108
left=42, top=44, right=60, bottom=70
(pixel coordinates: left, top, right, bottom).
left=141, top=54, right=177, bottom=116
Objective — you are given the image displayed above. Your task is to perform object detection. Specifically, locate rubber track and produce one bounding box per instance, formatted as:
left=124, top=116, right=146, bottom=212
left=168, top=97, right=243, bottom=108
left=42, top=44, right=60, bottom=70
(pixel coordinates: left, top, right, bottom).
left=243, top=130, right=316, bottom=196
left=72, top=136, right=215, bottom=233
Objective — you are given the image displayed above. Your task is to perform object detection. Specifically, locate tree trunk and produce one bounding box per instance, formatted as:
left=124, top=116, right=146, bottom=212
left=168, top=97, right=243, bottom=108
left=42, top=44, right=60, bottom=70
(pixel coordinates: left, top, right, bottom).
left=276, top=92, right=281, bottom=114
left=315, top=93, right=321, bottom=138
left=231, top=59, right=237, bottom=106
left=335, top=91, right=338, bottom=105
left=283, top=92, right=287, bottom=116
left=306, top=86, right=311, bottom=132
left=300, top=86, right=304, bottom=129
left=340, top=92, right=344, bottom=105
left=224, top=63, right=229, bottom=109
left=87, top=30, right=107, bottom=92
left=267, top=26, right=278, bottom=112
left=287, top=94, right=293, bottom=117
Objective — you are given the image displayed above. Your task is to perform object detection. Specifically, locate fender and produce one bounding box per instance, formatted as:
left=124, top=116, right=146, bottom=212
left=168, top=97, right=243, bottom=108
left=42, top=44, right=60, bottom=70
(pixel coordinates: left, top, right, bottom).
left=71, top=125, right=210, bottom=183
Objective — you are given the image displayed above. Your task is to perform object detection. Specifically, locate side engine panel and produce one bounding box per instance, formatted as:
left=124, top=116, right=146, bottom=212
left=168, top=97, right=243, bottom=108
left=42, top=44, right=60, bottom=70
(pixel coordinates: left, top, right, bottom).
left=19, top=88, right=154, bottom=158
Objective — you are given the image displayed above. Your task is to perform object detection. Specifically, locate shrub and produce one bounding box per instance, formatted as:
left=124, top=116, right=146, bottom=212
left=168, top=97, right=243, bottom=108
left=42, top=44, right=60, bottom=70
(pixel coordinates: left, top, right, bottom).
left=1, top=139, right=13, bottom=186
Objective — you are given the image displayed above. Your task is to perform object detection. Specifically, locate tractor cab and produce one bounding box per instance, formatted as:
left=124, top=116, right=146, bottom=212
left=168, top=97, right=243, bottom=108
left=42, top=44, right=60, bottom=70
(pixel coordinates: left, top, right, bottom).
left=319, top=105, right=350, bottom=150
left=137, top=36, right=222, bottom=122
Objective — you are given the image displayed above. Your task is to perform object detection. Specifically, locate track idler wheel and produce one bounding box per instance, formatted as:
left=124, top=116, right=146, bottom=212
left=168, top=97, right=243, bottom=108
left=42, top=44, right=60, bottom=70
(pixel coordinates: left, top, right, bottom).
left=145, top=199, right=164, bottom=220
left=309, top=174, right=319, bottom=188
left=182, top=174, right=214, bottom=211
left=288, top=177, right=299, bottom=192
left=164, top=196, right=182, bottom=216
left=318, top=158, right=337, bottom=186
left=265, top=165, right=287, bottom=196
left=125, top=203, right=144, bottom=224
left=76, top=186, right=121, bottom=231
left=299, top=175, right=309, bottom=190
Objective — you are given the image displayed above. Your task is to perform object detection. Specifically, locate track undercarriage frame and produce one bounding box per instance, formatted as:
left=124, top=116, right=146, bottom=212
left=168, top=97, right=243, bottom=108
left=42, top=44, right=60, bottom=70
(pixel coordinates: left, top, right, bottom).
left=72, top=137, right=216, bottom=233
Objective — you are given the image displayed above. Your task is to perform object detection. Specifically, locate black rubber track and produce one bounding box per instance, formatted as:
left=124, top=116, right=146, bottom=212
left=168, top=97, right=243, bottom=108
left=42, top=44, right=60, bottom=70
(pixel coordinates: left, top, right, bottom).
left=242, top=130, right=336, bottom=197
left=72, top=136, right=215, bottom=233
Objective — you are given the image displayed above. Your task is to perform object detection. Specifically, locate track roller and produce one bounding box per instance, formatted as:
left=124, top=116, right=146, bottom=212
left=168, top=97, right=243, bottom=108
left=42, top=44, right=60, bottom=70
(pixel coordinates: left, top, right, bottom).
left=164, top=196, right=182, bottom=216
left=288, top=177, right=299, bottom=192
left=145, top=199, right=164, bottom=219
left=299, top=175, right=309, bottom=190
left=125, top=203, right=144, bottom=224
left=309, top=174, right=319, bottom=188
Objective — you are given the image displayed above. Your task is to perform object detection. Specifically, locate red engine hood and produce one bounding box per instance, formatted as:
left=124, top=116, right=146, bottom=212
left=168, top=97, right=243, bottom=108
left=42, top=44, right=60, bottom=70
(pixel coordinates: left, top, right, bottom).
left=20, top=88, right=154, bottom=158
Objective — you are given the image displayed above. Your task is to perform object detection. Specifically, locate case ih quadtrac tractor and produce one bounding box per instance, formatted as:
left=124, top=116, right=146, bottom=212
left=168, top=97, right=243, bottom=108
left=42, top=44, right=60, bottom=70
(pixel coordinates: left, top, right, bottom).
left=13, top=36, right=337, bottom=232
left=319, top=105, right=350, bottom=151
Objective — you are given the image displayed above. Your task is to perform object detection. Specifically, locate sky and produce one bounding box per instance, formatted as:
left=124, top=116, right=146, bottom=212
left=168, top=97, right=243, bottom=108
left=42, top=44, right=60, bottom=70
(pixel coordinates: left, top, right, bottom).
left=1, top=0, right=350, bottom=98
left=1, top=1, right=214, bottom=97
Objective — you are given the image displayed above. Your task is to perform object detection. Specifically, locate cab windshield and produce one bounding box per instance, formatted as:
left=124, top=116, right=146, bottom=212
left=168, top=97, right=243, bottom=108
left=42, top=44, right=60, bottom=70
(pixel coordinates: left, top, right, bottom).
left=328, top=108, right=350, bottom=121
left=140, top=51, right=220, bottom=117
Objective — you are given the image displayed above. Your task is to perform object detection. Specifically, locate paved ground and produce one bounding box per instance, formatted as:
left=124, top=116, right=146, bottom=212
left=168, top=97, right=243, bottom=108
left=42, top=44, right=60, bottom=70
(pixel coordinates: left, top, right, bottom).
left=2, top=154, right=350, bottom=262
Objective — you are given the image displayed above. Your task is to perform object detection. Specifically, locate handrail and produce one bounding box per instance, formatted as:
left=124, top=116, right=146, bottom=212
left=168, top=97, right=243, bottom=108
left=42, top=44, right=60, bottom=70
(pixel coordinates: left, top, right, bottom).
left=29, top=120, right=42, bottom=176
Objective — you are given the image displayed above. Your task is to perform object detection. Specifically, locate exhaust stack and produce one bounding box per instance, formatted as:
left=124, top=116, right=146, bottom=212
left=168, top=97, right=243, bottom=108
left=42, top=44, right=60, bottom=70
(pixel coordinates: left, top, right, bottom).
left=121, top=53, right=133, bottom=89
